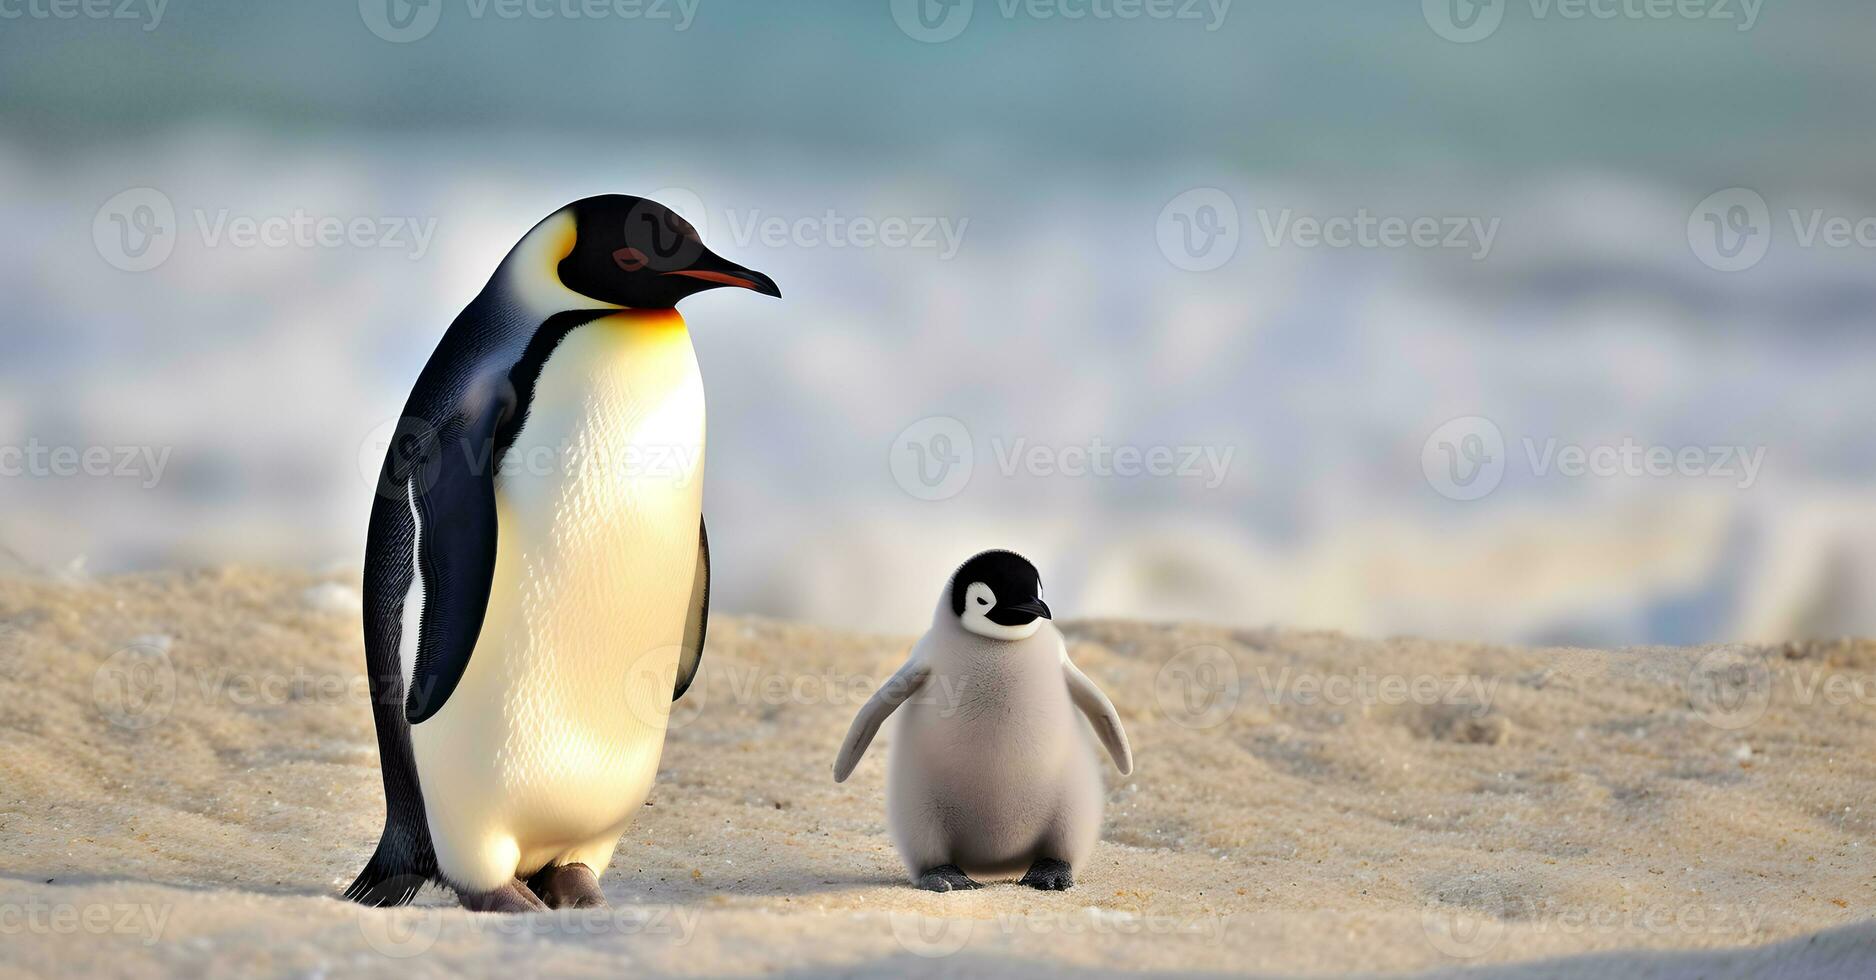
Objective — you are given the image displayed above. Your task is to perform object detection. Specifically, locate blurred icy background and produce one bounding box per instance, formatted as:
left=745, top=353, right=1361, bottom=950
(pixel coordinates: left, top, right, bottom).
left=4, top=1, right=1876, bottom=646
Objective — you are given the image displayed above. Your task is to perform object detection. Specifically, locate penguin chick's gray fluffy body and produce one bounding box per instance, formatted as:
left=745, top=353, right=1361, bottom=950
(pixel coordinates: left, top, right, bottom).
left=833, top=552, right=1132, bottom=890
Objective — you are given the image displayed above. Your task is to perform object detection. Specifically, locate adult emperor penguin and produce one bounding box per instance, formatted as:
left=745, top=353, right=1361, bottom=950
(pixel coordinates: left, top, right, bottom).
left=344, top=195, right=778, bottom=913
left=832, top=551, right=1133, bottom=892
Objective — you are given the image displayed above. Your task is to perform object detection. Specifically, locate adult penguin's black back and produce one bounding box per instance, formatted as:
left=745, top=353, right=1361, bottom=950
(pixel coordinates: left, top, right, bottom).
left=344, top=196, right=776, bottom=908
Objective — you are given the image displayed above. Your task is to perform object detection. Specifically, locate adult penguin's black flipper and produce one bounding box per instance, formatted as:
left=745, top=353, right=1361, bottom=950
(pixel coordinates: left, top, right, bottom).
left=347, top=375, right=516, bottom=907
left=403, top=378, right=516, bottom=725
left=673, top=517, right=709, bottom=701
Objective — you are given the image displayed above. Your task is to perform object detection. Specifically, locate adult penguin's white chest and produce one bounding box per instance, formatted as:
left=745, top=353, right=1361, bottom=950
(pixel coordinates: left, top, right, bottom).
left=411, top=309, right=704, bottom=864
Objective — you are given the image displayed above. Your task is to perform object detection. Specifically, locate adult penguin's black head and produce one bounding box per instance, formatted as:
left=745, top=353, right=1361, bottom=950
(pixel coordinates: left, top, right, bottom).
left=553, top=194, right=779, bottom=309
left=950, top=550, right=1052, bottom=641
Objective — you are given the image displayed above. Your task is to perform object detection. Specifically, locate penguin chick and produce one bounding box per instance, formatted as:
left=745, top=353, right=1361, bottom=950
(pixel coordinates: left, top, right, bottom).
left=833, top=550, right=1132, bottom=891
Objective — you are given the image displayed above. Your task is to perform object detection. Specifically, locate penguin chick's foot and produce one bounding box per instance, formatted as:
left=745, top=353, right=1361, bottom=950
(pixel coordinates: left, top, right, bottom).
left=914, top=865, right=982, bottom=892
left=1018, top=859, right=1074, bottom=891
left=458, top=879, right=550, bottom=913
left=525, top=862, right=609, bottom=909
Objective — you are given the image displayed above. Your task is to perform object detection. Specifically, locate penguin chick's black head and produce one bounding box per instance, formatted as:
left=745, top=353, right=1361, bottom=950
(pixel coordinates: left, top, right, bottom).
left=556, top=194, right=780, bottom=309
left=950, top=549, right=1051, bottom=627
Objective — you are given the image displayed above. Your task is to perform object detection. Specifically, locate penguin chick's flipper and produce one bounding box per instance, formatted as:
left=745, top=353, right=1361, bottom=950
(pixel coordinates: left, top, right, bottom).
left=1018, top=859, right=1074, bottom=891
left=525, top=863, right=609, bottom=909
left=1062, top=648, right=1134, bottom=776
left=673, top=518, right=709, bottom=701
left=914, top=865, right=982, bottom=892
left=832, top=654, right=931, bottom=782
left=459, top=879, right=549, bottom=913
left=403, top=378, right=516, bottom=725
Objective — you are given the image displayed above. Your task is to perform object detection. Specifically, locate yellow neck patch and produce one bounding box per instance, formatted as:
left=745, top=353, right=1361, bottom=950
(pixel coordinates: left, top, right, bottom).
left=596, top=308, right=686, bottom=332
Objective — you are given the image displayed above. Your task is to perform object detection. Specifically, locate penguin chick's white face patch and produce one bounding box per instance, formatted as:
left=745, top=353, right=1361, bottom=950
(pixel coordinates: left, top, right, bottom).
left=959, top=582, right=1043, bottom=641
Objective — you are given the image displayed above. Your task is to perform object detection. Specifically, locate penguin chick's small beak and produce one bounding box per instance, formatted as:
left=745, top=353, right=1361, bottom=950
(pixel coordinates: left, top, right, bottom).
left=988, top=598, right=1052, bottom=626
left=661, top=253, right=781, bottom=297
